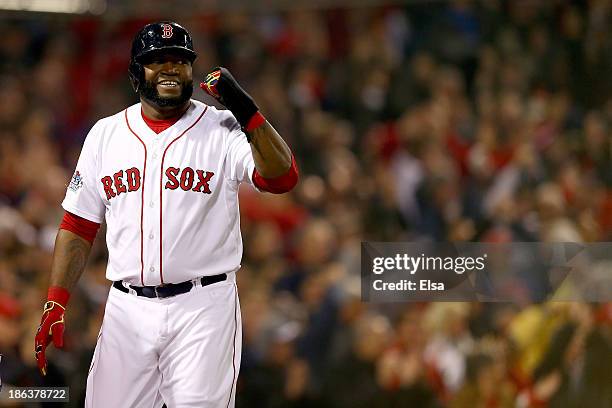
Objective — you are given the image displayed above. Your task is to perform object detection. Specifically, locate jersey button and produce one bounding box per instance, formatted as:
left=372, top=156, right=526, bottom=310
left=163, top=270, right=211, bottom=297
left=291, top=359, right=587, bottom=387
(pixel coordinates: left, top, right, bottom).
left=149, top=266, right=155, bottom=272
left=152, top=153, right=158, bottom=159
left=149, top=201, right=154, bottom=208
left=149, top=234, right=154, bottom=239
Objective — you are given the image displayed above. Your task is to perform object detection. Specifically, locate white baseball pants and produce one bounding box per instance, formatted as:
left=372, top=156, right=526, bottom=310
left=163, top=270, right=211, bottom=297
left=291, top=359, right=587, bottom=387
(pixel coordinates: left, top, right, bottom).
left=85, top=273, right=242, bottom=408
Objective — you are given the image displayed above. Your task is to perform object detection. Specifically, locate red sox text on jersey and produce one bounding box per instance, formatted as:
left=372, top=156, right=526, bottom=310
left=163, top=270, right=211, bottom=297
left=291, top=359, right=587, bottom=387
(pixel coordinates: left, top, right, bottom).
left=100, top=167, right=215, bottom=199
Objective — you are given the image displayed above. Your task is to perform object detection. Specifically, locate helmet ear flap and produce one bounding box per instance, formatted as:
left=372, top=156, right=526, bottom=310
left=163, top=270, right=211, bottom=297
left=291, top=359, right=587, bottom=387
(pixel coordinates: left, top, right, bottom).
left=128, top=60, right=144, bottom=93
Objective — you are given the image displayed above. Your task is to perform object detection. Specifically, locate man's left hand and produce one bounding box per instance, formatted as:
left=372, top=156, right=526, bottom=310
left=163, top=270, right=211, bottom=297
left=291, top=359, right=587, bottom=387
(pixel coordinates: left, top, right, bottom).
left=200, top=67, right=263, bottom=131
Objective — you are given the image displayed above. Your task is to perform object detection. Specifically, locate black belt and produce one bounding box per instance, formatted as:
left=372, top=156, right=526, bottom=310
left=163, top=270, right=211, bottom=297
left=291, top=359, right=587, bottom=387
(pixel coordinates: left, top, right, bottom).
left=113, top=273, right=227, bottom=299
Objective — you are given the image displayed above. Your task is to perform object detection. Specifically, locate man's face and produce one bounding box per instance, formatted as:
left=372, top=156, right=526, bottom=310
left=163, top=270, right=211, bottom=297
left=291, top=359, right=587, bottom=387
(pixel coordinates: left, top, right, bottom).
left=140, top=52, right=193, bottom=108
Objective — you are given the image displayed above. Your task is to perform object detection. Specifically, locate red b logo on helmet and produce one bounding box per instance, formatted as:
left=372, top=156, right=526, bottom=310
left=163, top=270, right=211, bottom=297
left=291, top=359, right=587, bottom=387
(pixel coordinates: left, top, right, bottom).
left=161, top=24, right=173, bottom=38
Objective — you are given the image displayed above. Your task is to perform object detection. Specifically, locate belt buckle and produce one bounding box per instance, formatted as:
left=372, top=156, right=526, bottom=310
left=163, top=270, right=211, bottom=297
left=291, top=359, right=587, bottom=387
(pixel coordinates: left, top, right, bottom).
left=154, top=284, right=170, bottom=298
left=154, top=284, right=177, bottom=299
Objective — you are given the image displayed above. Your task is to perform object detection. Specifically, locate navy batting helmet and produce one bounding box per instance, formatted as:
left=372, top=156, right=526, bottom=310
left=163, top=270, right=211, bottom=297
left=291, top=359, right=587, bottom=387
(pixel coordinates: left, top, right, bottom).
left=128, top=21, right=197, bottom=92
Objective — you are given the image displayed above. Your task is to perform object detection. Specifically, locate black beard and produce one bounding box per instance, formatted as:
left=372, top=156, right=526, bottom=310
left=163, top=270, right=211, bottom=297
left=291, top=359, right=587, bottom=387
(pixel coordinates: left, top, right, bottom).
left=140, top=79, right=193, bottom=108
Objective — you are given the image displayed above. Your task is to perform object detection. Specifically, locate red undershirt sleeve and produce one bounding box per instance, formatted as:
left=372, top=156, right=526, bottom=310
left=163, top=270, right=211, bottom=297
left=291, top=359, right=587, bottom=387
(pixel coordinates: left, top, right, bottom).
left=59, top=211, right=101, bottom=244
left=252, top=154, right=299, bottom=194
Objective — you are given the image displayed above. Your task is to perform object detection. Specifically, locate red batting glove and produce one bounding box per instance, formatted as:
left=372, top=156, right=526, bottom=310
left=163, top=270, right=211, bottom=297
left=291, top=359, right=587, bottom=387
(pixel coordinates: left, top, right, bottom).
left=34, top=286, right=70, bottom=376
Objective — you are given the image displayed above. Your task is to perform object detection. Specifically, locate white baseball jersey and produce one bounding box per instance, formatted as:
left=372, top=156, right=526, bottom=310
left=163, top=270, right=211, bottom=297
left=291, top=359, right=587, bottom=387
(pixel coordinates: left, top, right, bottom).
left=62, top=99, right=256, bottom=286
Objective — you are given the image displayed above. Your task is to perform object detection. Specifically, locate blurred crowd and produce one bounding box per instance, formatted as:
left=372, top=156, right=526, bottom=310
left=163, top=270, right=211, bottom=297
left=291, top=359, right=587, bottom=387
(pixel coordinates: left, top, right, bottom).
left=1, top=0, right=611, bottom=407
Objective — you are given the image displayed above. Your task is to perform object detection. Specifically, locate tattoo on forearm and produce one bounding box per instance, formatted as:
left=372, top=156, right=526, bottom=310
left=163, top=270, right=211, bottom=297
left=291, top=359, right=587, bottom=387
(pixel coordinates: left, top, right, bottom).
left=54, top=237, right=90, bottom=289
left=66, top=239, right=88, bottom=280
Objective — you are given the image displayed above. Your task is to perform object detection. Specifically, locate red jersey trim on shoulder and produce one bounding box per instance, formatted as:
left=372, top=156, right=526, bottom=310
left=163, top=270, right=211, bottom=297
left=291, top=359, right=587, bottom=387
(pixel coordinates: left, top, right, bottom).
left=59, top=211, right=100, bottom=244
left=159, top=105, right=209, bottom=284
left=125, top=108, right=148, bottom=286
left=252, top=154, right=299, bottom=194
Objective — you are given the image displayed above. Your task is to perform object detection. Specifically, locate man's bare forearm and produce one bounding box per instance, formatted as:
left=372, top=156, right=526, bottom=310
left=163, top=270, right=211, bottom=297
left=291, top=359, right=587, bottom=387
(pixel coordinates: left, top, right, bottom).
left=248, top=122, right=292, bottom=178
left=49, top=229, right=92, bottom=290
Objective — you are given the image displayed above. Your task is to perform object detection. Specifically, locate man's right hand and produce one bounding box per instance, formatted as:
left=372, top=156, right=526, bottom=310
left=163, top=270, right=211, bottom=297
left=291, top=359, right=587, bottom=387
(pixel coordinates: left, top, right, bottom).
left=34, top=287, right=70, bottom=376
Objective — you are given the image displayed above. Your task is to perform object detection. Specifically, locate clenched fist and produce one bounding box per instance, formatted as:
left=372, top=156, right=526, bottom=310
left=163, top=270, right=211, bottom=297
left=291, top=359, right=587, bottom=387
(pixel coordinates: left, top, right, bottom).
left=200, top=67, right=265, bottom=133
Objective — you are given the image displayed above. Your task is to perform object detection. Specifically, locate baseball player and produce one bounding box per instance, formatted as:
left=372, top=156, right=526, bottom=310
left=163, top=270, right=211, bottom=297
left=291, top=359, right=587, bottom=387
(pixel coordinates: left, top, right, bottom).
left=34, top=21, right=298, bottom=407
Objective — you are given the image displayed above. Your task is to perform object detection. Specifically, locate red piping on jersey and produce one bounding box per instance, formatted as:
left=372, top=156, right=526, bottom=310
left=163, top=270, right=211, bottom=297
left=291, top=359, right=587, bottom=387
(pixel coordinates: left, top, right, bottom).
left=159, top=105, right=208, bottom=284
left=125, top=109, right=148, bottom=286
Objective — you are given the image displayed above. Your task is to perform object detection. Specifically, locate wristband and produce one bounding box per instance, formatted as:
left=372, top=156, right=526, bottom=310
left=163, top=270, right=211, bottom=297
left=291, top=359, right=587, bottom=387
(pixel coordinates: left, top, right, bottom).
left=244, top=112, right=266, bottom=132
left=47, top=286, right=70, bottom=307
